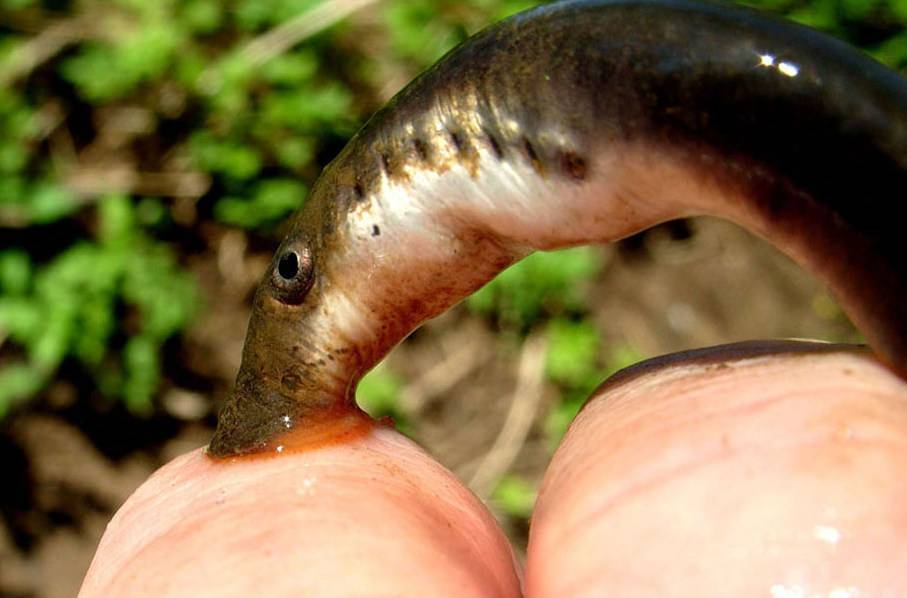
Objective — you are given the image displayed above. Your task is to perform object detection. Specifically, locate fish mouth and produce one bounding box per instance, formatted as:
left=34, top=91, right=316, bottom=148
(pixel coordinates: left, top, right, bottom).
left=207, top=375, right=300, bottom=458
left=208, top=362, right=359, bottom=458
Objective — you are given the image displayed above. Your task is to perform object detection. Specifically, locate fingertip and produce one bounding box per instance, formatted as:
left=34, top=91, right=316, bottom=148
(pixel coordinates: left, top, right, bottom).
left=528, top=345, right=907, bottom=596
left=81, top=427, right=520, bottom=597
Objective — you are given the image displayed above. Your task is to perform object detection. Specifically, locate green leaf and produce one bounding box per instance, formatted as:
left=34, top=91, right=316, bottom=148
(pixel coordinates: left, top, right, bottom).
left=545, top=318, right=601, bottom=388
left=136, top=197, right=167, bottom=227
left=357, top=364, right=411, bottom=434
left=893, top=0, right=907, bottom=23
left=113, top=0, right=174, bottom=17
left=0, top=175, right=26, bottom=208
left=786, top=0, right=839, bottom=31
left=491, top=475, right=536, bottom=519
left=189, top=132, right=263, bottom=180
left=119, top=25, right=182, bottom=82
left=262, top=52, right=318, bottom=86
left=181, top=0, right=224, bottom=33
left=234, top=0, right=324, bottom=29
left=234, top=0, right=278, bottom=30
left=60, top=45, right=132, bottom=101
left=840, top=0, right=880, bottom=19
left=121, top=244, right=198, bottom=339
left=29, top=300, right=75, bottom=370
left=272, top=0, right=325, bottom=23
left=0, top=363, right=46, bottom=418
left=27, top=182, right=76, bottom=224
left=544, top=342, right=645, bottom=447
left=215, top=178, right=307, bottom=228
left=357, top=365, right=404, bottom=419
left=0, top=0, right=35, bottom=11
left=260, top=84, right=352, bottom=133
left=274, top=137, right=316, bottom=170
left=468, top=247, right=603, bottom=328
left=0, top=297, right=41, bottom=342
left=60, top=24, right=181, bottom=101
left=72, top=294, right=116, bottom=367
left=0, top=140, right=29, bottom=174
left=123, top=335, right=159, bottom=414
left=384, top=0, right=460, bottom=63
left=203, top=54, right=255, bottom=113
left=0, top=250, right=31, bottom=295
left=98, top=194, right=137, bottom=245
left=873, top=31, right=907, bottom=67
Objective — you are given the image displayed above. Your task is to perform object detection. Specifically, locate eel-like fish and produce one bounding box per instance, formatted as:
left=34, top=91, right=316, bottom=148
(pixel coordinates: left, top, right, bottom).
left=208, top=0, right=907, bottom=457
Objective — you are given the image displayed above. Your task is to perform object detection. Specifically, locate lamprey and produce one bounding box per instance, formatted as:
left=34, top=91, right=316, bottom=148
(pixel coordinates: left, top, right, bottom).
left=209, top=0, right=907, bottom=457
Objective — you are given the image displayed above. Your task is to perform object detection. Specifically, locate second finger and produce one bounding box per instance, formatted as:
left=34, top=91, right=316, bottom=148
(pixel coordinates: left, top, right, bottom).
left=527, top=342, right=907, bottom=596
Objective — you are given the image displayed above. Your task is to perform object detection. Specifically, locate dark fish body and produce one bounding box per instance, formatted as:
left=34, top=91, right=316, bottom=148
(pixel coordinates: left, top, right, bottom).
left=209, top=0, right=907, bottom=457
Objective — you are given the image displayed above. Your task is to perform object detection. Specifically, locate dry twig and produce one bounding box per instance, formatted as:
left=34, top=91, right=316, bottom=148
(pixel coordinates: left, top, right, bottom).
left=63, top=168, right=211, bottom=199
left=240, top=0, right=381, bottom=66
left=467, top=332, right=548, bottom=499
left=401, top=323, right=490, bottom=412
left=199, top=0, right=382, bottom=93
left=0, top=17, right=94, bottom=86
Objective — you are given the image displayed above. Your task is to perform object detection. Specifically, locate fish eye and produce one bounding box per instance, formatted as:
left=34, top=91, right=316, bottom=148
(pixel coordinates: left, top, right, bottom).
left=270, top=247, right=314, bottom=305
left=278, top=251, right=300, bottom=279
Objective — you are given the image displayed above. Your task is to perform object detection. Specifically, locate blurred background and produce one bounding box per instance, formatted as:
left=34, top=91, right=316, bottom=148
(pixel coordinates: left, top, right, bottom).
left=0, top=0, right=901, bottom=594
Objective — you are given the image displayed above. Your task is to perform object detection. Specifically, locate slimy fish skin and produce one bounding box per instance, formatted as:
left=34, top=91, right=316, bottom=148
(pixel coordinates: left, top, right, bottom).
left=208, top=0, right=907, bottom=458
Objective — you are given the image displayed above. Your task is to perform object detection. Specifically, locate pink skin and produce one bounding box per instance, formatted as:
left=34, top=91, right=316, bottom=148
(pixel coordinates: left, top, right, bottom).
left=81, top=347, right=907, bottom=597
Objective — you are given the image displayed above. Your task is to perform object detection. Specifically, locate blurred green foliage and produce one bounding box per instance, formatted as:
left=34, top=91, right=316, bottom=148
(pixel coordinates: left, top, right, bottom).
left=544, top=330, right=643, bottom=446
left=0, top=0, right=550, bottom=418
left=0, top=0, right=548, bottom=424
left=0, top=194, right=196, bottom=415
left=468, top=248, right=603, bottom=330
left=357, top=363, right=412, bottom=435
left=0, top=0, right=904, bottom=431
left=492, top=473, right=537, bottom=518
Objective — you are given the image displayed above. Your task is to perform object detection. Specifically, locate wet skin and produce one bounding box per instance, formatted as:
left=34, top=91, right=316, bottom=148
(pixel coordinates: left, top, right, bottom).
left=208, top=0, right=907, bottom=457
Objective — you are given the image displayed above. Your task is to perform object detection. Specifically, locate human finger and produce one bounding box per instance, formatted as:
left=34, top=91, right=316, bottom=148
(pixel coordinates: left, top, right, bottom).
left=81, top=421, right=520, bottom=597
left=528, top=341, right=907, bottom=596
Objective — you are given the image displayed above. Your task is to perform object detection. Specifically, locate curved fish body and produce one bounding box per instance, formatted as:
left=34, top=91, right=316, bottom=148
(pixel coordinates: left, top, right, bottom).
left=209, top=0, right=907, bottom=457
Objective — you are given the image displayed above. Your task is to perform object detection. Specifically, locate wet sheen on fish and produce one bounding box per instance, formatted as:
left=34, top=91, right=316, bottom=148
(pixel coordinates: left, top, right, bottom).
left=208, top=0, right=907, bottom=457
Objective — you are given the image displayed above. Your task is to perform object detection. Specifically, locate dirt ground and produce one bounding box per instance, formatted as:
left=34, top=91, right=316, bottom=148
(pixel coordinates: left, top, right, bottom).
left=0, top=217, right=859, bottom=597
